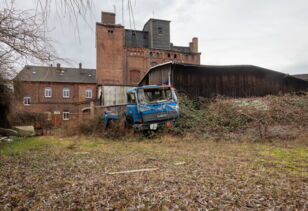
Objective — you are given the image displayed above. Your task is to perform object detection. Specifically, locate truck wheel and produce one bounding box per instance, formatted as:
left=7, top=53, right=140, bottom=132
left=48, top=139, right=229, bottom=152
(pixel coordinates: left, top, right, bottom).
left=125, top=116, right=133, bottom=128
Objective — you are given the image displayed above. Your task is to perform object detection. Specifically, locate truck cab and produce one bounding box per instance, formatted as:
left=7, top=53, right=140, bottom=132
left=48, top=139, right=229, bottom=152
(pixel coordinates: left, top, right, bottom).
left=126, top=85, right=179, bottom=130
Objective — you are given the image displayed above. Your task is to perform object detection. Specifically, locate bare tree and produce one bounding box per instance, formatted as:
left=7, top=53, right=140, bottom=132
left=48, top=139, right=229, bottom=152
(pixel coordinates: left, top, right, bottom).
left=0, top=4, right=58, bottom=76
left=0, top=0, right=94, bottom=75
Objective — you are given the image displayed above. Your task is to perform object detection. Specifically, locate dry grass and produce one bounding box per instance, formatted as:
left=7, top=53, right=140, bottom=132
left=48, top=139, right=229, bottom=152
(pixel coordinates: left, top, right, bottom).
left=0, top=135, right=307, bottom=210
left=169, top=93, right=308, bottom=141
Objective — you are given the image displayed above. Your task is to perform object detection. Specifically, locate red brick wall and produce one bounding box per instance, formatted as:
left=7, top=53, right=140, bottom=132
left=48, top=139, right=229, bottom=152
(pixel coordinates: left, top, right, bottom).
left=125, top=48, right=201, bottom=85
left=101, top=12, right=115, bottom=24
left=96, top=22, right=201, bottom=86
left=96, top=23, right=125, bottom=85
left=13, top=81, right=96, bottom=126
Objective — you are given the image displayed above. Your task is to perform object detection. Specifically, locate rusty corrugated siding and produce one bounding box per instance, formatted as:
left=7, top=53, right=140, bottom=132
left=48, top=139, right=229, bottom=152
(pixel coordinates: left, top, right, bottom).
left=139, top=63, right=308, bottom=98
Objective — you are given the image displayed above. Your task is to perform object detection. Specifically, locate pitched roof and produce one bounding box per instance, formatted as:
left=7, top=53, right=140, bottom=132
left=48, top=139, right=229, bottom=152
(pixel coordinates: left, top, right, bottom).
left=15, top=65, right=96, bottom=84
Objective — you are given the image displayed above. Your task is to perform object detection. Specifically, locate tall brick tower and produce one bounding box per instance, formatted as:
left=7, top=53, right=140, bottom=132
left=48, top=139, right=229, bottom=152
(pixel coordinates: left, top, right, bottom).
left=96, top=12, right=125, bottom=85
left=96, top=11, right=201, bottom=86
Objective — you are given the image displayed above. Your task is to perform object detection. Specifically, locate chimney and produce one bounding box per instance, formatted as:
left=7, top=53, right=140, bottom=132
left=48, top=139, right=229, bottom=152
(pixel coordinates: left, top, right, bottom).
left=79, top=63, right=82, bottom=69
left=56, top=63, right=61, bottom=72
left=101, top=11, right=115, bottom=24
left=189, top=37, right=198, bottom=53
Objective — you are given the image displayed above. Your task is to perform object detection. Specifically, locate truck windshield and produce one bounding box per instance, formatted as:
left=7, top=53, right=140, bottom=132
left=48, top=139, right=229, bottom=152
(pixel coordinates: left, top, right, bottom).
left=137, top=87, right=172, bottom=104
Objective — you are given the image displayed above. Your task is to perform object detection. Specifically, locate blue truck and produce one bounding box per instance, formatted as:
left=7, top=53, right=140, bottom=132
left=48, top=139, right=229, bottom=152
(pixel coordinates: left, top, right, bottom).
left=103, top=85, right=180, bottom=131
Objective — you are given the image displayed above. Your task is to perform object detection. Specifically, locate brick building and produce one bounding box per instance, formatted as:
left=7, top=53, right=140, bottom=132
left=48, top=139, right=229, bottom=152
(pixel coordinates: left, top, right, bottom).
left=14, top=64, right=96, bottom=126
left=96, top=12, right=201, bottom=86
left=13, top=11, right=202, bottom=125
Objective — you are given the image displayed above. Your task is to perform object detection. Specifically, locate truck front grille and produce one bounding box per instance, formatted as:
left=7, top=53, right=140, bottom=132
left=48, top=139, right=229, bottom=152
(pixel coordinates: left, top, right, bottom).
left=142, top=111, right=178, bottom=122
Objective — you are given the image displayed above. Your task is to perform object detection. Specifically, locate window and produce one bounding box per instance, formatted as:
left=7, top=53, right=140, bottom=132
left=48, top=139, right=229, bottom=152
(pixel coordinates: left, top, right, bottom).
left=167, top=53, right=171, bottom=58
left=108, top=29, right=113, bottom=34
left=23, top=96, right=31, bottom=105
left=86, top=88, right=92, bottom=98
left=127, top=93, right=137, bottom=104
left=63, top=87, right=70, bottom=98
left=137, top=87, right=172, bottom=104
left=174, top=54, right=177, bottom=59
left=63, top=111, right=69, bottom=120
left=158, top=27, right=163, bottom=34
left=45, top=87, right=52, bottom=98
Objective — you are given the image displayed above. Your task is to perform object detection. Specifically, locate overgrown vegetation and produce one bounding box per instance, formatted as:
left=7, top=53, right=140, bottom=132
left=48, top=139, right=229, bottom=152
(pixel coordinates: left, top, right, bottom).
left=169, top=93, right=308, bottom=140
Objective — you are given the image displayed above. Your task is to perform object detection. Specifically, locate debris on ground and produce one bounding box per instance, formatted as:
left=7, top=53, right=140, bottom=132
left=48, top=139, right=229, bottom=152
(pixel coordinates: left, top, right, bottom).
left=14, top=126, right=35, bottom=137
left=107, top=168, right=159, bottom=175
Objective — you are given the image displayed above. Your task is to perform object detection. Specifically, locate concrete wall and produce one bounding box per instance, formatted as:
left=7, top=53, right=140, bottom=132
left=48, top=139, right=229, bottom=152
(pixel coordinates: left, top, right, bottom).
left=143, top=19, right=170, bottom=50
left=98, top=85, right=133, bottom=106
left=125, top=30, right=148, bottom=48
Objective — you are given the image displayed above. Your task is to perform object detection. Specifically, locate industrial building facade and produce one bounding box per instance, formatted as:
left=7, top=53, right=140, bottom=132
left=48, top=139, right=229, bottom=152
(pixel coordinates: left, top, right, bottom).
left=96, top=12, right=201, bottom=86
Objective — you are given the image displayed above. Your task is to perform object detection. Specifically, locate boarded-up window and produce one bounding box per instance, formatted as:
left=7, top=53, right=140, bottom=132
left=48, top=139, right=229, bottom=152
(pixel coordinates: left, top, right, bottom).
left=129, top=70, right=141, bottom=84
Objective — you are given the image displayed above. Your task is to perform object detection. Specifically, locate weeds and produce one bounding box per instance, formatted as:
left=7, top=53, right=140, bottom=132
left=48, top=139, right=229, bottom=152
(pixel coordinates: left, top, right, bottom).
left=169, top=93, right=308, bottom=140
left=0, top=136, right=307, bottom=210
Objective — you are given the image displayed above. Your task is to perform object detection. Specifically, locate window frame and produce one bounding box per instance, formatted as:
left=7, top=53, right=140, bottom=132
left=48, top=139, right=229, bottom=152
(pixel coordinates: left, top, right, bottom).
left=44, top=87, right=52, bottom=98
left=23, top=96, right=31, bottom=105
left=85, top=88, right=92, bottom=99
left=62, top=111, right=70, bottom=120
left=63, top=87, right=70, bottom=98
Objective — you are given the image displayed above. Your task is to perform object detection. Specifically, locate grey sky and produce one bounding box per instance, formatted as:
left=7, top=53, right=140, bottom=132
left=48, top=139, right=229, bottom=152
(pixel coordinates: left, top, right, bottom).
left=11, top=0, right=308, bottom=74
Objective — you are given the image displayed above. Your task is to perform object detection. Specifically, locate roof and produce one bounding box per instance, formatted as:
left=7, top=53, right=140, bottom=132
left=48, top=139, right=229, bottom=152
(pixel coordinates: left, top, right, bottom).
left=138, top=62, right=308, bottom=85
left=292, top=74, right=308, bottom=81
left=15, top=65, right=96, bottom=84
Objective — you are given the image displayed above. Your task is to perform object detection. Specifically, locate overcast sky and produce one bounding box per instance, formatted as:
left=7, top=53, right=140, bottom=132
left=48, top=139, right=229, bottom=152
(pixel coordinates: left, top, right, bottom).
left=12, top=0, right=308, bottom=74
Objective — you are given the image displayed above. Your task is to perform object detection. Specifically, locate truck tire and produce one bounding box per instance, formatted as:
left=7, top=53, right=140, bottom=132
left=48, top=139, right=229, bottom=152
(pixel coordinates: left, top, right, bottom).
left=125, top=115, right=134, bottom=129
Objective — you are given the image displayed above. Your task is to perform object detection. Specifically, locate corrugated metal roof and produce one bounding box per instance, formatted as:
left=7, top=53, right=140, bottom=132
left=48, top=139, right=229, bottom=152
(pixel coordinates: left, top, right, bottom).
left=15, top=65, right=96, bottom=83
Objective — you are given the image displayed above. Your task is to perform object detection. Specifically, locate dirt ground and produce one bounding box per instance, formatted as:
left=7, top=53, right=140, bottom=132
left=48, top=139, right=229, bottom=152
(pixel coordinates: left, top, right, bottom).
left=0, top=135, right=307, bottom=210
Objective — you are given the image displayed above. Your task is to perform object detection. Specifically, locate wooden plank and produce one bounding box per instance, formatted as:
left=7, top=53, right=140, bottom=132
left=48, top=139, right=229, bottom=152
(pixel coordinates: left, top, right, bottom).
left=107, top=168, right=159, bottom=175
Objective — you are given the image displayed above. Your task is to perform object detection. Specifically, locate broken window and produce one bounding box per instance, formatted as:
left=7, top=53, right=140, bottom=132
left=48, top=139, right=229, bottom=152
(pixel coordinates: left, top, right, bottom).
left=63, top=87, right=70, bottom=98
left=137, top=87, right=172, bottom=104
left=45, top=87, right=52, bottom=98
left=63, top=111, right=70, bottom=120
left=86, top=88, right=92, bottom=98
left=127, top=93, right=137, bottom=104
left=158, top=27, right=163, bottom=34
left=23, top=96, right=31, bottom=105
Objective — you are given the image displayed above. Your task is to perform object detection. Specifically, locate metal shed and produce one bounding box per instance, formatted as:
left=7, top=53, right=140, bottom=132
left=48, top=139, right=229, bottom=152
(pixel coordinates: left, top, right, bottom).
left=139, top=62, right=308, bottom=98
